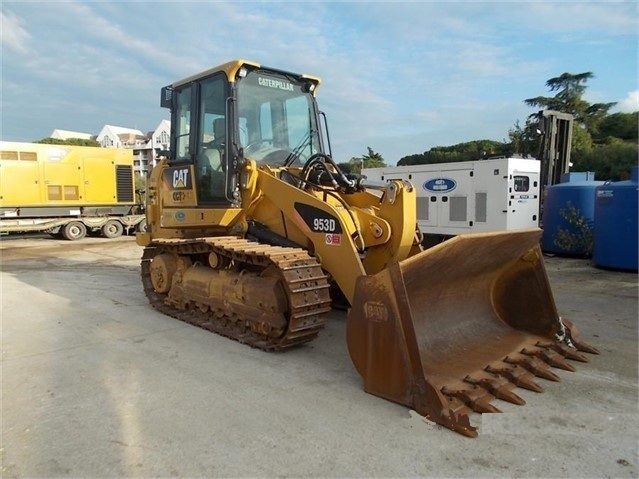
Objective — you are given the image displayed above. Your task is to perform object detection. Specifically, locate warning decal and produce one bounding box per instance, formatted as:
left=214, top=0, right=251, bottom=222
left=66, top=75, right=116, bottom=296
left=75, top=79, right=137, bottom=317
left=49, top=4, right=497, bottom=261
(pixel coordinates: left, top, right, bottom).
left=325, top=234, right=341, bottom=245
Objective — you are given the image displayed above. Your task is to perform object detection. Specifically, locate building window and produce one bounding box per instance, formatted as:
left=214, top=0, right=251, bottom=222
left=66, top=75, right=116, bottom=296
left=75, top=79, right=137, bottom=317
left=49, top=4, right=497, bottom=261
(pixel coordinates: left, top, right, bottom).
left=158, top=131, right=169, bottom=145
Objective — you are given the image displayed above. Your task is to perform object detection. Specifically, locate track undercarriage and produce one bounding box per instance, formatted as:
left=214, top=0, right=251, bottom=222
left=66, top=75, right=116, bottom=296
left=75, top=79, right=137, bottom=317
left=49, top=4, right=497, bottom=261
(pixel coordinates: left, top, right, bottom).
left=141, top=237, right=332, bottom=350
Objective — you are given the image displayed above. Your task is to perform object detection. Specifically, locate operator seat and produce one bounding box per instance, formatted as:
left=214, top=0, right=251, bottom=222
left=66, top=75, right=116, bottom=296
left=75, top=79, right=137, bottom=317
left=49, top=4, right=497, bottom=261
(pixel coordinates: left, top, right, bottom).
left=200, top=118, right=226, bottom=199
left=211, top=117, right=225, bottom=149
left=203, top=118, right=226, bottom=169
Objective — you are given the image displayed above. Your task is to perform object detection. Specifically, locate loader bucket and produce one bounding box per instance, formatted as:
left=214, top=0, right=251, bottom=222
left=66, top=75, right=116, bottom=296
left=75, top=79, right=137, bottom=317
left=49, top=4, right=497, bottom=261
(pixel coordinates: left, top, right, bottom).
left=346, top=229, right=598, bottom=437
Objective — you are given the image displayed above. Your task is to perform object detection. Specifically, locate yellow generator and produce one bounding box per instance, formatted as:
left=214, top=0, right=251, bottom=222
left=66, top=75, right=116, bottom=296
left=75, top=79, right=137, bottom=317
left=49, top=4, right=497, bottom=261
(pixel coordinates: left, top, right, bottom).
left=137, top=60, right=598, bottom=436
left=0, top=141, right=146, bottom=239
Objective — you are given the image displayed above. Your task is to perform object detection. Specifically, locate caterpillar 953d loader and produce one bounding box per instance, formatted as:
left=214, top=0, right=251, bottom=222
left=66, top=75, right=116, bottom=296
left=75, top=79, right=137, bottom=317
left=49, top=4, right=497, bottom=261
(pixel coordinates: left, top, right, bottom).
left=136, top=59, right=598, bottom=437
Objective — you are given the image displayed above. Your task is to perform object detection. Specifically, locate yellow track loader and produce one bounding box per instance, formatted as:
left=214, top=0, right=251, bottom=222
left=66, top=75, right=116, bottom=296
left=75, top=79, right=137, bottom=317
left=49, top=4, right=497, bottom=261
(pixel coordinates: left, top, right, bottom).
left=136, top=60, right=598, bottom=437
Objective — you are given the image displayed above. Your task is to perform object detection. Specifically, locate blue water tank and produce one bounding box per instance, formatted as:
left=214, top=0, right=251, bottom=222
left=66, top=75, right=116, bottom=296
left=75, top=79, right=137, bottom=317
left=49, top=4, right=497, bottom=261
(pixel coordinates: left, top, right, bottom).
left=593, top=166, right=638, bottom=271
left=541, top=173, right=604, bottom=255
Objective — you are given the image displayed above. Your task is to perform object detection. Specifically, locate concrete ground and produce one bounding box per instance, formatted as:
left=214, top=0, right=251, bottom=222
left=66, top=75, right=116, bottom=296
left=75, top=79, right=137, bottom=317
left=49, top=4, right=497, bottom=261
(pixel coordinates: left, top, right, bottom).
left=1, top=234, right=637, bottom=478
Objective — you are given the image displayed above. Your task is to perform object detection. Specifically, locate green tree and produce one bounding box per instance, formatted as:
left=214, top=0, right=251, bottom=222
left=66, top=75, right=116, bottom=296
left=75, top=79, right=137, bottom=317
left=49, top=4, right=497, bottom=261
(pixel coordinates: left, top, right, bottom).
left=572, top=142, right=638, bottom=181
left=571, top=124, right=594, bottom=155
left=35, top=137, right=101, bottom=147
left=507, top=119, right=539, bottom=157
left=135, top=173, right=147, bottom=193
left=398, top=140, right=509, bottom=166
left=553, top=201, right=594, bottom=257
left=524, top=72, right=616, bottom=135
left=507, top=71, right=638, bottom=180
left=349, top=147, right=386, bottom=173
left=517, top=72, right=616, bottom=160
left=594, top=112, right=638, bottom=143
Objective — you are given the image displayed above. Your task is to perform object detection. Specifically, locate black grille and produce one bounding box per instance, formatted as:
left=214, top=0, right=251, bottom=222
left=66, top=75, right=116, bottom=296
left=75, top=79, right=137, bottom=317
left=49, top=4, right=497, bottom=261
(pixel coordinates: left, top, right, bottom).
left=116, top=165, right=134, bottom=203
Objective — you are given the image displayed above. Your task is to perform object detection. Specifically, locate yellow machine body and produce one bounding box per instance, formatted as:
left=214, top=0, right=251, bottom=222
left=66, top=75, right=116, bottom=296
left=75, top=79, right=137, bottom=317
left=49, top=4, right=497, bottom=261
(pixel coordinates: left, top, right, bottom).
left=0, top=141, right=135, bottom=208
left=137, top=60, right=598, bottom=437
left=1, top=141, right=145, bottom=239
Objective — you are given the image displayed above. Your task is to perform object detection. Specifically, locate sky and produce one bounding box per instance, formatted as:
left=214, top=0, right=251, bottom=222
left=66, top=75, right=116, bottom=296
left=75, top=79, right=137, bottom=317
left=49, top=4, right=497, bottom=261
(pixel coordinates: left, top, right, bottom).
left=1, top=1, right=638, bottom=165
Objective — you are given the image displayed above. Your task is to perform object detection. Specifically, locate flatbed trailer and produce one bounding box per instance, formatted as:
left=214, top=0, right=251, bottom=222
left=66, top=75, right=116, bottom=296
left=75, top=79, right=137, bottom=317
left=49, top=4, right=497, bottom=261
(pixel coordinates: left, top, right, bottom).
left=1, top=141, right=146, bottom=240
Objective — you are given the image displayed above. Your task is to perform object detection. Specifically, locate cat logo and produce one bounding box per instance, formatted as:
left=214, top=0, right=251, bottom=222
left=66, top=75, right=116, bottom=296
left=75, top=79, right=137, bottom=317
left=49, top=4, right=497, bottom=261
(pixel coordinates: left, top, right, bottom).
left=164, top=168, right=191, bottom=190
left=172, top=168, right=190, bottom=189
left=163, top=167, right=192, bottom=190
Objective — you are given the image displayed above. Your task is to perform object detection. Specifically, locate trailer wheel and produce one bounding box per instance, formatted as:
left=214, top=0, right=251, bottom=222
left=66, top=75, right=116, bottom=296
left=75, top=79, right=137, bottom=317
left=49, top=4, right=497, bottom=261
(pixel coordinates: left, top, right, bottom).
left=62, top=221, right=87, bottom=241
left=135, top=218, right=147, bottom=233
left=101, top=220, right=124, bottom=238
left=46, top=227, right=63, bottom=239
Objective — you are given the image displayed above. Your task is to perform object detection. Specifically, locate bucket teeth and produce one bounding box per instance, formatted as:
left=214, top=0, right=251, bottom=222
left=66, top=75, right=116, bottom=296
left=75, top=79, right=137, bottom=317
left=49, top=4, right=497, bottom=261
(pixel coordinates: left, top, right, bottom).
left=464, top=375, right=526, bottom=405
left=504, top=355, right=561, bottom=382
left=345, top=230, right=601, bottom=438
left=521, top=347, right=577, bottom=372
left=561, top=318, right=601, bottom=354
left=570, top=338, right=600, bottom=355
left=537, top=341, right=589, bottom=363
left=485, top=364, right=544, bottom=393
left=441, top=385, right=502, bottom=414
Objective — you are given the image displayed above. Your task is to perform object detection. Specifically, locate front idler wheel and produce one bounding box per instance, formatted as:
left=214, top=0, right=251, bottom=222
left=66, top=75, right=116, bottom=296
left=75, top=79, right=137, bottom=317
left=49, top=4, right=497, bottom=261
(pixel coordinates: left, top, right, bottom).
left=149, top=253, right=178, bottom=293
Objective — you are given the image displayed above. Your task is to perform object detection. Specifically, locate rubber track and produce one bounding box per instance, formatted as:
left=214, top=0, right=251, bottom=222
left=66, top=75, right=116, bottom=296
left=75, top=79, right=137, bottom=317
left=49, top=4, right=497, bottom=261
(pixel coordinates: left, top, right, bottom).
left=141, top=237, right=333, bottom=351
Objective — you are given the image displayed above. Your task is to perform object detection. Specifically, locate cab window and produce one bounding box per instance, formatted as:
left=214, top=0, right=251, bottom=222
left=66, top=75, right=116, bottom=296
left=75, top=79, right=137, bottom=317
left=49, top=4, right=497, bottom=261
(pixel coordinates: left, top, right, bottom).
left=195, top=74, right=227, bottom=204
left=174, top=87, right=192, bottom=161
left=236, top=70, right=321, bottom=166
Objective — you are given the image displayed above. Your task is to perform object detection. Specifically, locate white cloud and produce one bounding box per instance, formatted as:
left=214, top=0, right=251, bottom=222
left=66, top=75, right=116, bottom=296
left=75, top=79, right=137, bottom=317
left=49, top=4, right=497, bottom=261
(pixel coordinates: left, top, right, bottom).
left=0, top=1, right=636, bottom=157
left=615, top=91, right=639, bottom=113
left=0, top=10, right=31, bottom=54
left=525, top=2, right=638, bottom=35
left=56, top=2, right=177, bottom=69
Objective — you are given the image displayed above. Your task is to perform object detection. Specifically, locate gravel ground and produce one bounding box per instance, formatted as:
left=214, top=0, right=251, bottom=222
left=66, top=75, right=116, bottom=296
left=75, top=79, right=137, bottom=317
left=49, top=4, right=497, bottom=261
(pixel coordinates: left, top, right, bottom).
left=1, top=234, right=637, bottom=478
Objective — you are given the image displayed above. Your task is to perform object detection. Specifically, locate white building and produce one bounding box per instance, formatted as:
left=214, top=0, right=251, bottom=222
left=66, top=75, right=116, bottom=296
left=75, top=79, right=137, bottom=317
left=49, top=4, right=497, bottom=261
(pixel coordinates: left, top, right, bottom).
left=50, top=129, right=94, bottom=141
left=95, top=121, right=171, bottom=175
left=147, top=119, right=171, bottom=162
left=96, top=125, right=145, bottom=149
left=48, top=121, right=170, bottom=176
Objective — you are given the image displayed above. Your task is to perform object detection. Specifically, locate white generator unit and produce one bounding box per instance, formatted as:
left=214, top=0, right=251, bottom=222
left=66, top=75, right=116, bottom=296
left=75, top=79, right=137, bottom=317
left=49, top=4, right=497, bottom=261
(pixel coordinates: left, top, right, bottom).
left=362, top=157, right=540, bottom=240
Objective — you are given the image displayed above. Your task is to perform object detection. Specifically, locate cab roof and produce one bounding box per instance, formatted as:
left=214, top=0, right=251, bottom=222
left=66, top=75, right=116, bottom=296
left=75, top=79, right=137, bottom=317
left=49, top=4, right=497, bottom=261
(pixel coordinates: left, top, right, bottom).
left=171, top=59, right=321, bottom=90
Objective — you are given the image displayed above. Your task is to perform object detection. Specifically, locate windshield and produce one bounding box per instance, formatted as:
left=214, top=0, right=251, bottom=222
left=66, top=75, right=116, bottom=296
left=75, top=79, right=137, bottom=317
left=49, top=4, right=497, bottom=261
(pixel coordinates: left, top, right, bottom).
left=236, top=70, right=322, bottom=166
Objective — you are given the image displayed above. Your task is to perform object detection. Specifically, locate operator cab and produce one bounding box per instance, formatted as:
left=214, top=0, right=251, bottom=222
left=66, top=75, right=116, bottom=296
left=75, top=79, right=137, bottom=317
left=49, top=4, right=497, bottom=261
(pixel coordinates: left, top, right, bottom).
left=160, top=60, right=324, bottom=206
